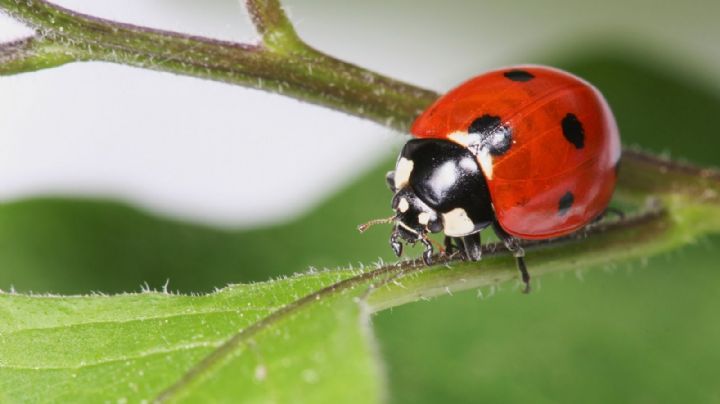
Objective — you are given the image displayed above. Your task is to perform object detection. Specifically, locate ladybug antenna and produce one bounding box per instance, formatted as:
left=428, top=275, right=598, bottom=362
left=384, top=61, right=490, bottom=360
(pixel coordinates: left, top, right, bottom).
left=357, top=215, right=396, bottom=233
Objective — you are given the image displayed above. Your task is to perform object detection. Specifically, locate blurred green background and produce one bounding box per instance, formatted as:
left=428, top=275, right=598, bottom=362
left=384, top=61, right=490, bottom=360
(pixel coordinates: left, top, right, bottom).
left=3, top=0, right=720, bottom=402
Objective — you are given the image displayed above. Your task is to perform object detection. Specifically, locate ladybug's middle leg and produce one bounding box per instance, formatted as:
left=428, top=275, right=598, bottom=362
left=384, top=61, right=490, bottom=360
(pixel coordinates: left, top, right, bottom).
left=443, top=234, right=481, bottom=261
left=492, top=222, right=531, bottom=294
left=592, top=206, right=625, bottom=224
left=461, top=233, right=482, bottom=261
left=443, top=236, right=461, bottom=257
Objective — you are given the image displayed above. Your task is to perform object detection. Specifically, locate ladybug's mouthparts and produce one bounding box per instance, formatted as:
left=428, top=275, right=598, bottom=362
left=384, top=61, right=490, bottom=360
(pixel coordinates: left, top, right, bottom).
left=357, top=215, right=397, bottom=233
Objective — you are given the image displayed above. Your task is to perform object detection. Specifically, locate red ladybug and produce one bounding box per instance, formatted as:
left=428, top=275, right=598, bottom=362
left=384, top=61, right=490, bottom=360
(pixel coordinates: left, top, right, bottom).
left=361, top=66, right=620, bottom=292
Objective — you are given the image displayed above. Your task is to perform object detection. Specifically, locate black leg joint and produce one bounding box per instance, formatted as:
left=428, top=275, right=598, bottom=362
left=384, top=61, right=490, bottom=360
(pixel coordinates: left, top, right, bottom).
left=492, top=221, right=531, bottom=293
left=462, top=233, right=482, bottom=261
left=420, top=237, right=434, bottom=265
left=390, top=230, right=403, bottom=257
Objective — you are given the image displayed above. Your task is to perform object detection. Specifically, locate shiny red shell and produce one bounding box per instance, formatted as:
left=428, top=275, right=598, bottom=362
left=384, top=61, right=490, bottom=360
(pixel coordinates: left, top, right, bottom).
left=411, top=66, right=621, bottom=239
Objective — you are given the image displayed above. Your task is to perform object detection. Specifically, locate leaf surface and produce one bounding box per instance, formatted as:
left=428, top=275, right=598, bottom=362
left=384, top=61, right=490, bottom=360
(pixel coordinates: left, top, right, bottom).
left=0, top=271, right=383, bottom=402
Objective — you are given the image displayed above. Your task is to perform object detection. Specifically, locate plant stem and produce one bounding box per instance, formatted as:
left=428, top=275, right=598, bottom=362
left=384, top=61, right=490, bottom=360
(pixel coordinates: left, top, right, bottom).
left=0, top=0, right=437, bottom=131
left=244, top=0, right=306, bottom=53
left=0, top=36, right=76, bottom=74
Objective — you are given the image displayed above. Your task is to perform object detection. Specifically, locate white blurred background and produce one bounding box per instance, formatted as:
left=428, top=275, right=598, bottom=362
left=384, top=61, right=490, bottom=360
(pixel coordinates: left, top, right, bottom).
left=1, top=0, right=719, bottom=226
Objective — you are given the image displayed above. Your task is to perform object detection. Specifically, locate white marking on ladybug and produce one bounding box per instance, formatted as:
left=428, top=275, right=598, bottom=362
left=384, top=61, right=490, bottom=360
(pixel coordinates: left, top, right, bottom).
left=446, top=131, right=492, bottom=179
left=429, top=161, right=457, bottom=191
left=459, top=157, right=478, bottom=172
left=489, top=131, right=506, bottom=146
left=398, top=197, right=410, bottom=213
left=448, top=131, right=481, bottom=152
left=477, top=148, right=494, bottom=179
left=418, top=212, right=431, bottom=225
left=442, top=208, right=475, bottom=237
left=447, top=131, right=470, bottom=145
left=394, top=157, right=414, bottom=190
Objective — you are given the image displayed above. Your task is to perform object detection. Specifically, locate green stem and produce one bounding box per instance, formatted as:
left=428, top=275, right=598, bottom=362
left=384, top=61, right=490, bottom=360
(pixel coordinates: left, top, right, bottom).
left=244, top=0, right=306, bottom=53
left=0, top=36, right=76, bottom=74
left=0, top=0, right=437, bottom=131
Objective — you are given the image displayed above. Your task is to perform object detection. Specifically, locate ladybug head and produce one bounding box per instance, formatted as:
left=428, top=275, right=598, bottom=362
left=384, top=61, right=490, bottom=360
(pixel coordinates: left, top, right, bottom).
left=357, top=185, right=443, bottom=265
left=387, top=187, right=444, bottom=264
left=358, top=138, right=496, bottom=265
left=390, top=188, right=442, bottom=241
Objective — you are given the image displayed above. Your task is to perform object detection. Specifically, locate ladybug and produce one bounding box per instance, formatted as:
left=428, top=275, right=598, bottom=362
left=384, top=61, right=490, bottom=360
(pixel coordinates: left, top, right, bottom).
left=360, top=66, right=620, bottom=292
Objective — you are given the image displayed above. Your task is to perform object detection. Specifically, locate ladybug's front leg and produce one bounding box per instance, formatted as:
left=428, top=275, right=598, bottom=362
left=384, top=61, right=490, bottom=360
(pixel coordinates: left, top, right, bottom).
left=492, top=222, right=531, bottom=294
left=389, top=229, right=403, bottom=257
left=420, top=236, right=434, bottom=265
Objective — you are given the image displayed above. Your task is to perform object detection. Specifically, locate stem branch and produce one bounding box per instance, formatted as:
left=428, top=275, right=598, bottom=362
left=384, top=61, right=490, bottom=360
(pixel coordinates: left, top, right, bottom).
left=0, top=35, right=76, bottom=74
left=0, top=0, right=436, bottom=131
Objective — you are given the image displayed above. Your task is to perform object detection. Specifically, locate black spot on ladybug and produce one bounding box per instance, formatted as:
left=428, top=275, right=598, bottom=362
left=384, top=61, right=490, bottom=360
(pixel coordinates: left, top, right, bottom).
left=469, top=115, right=500, bottom=134
left=558, top=191, right=574, bottom=216
left=561, top=113, right=585, bottom=149
left=503, top=70, right=535, bottom=82
left=468, top=114, right=512, bottom=156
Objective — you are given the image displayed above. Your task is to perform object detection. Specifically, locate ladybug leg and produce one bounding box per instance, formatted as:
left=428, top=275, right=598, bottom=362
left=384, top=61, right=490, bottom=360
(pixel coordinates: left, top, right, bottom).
left=443, top=236, right=455, bottom=255
left=420, top=236, right=434, bottom=265
left=492, top=222, right=531, bottom=293
left=462, top=233, right=482, bottom=261
left=593, top=207, right=625, bottom=223
left=443, top=236, right=461, bottom=257
left=514, top=255, right=530, bottom=294
left=386, top=171, right=396, bottom=192
left=606, top=207, right=625, bottom=219
left=389, top=229, right=403, bottom=257
left=444, top=236, right=467, bottom=259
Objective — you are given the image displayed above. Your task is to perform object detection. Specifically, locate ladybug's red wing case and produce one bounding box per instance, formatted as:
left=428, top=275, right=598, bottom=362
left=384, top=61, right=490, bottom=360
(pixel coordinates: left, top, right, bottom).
left=411, top=66, right=621, bottom=239
left=489, top=83, right=620, bottom=238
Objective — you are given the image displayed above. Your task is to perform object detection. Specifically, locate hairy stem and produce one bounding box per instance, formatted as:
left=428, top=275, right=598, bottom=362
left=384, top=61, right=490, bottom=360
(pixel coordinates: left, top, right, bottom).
left=244, top=0, right=305, bottom=53
left=0, top=0, right=436, bottom=131
left=0, top=36, right=76, bottom=74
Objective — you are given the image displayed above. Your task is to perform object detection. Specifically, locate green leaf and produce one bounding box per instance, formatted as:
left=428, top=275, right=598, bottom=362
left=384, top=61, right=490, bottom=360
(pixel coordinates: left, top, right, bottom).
left=0, top=271, right=383, bottom=402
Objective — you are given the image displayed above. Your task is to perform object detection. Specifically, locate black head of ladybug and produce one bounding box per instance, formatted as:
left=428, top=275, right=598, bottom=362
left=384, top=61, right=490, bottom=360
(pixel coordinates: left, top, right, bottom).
left=360, top=138, right=496, bottom=265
